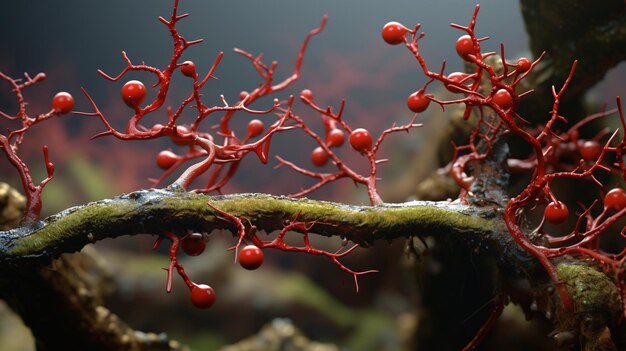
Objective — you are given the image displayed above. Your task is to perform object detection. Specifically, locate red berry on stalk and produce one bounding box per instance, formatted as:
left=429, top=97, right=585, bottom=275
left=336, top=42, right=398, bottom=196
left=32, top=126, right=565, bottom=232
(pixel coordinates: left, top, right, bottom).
left=311, top=147, right=329, bottom=167
left=239, top=91, right=249, bottom=100
left=445, top=72, right=470, bottom=93
left=190, top=284, right=216, bottom=309
left=172, top=125, right=193, bottom=146
left=544, top=201, right=569, bottom=224
left=121, top=80, right=147, bottom=108
left=381, top=21, right=409, bottom=45
left=156, top=150, right=179, bottom=169
left=51, top=92, right=74, bottom=114
left=181, top=233, right=207, bottom=256
left=604, top=188, right=626, bottom=211
left=455, top=35, right=477, bottom=59
left=180, top=61, right=196, bottom=77
left=493, top=89, right=513, bottom=110
left=578, top=140, right=602, bottom=161
left=300, top=89, right=314, bottom=101
left=247, top=119, right=264, bottom=138
left=516, top=57, right=531, bottom=73
left=238, top=245, right=264, bottom=270
left=349, top=128, right=373, bottom=152
left=327, top=128, right=345, bottom=148
left=407, top=91, right=430, bottom=113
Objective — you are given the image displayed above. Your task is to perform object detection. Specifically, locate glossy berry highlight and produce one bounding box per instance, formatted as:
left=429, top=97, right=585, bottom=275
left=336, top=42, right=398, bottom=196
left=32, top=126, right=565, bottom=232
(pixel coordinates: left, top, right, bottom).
left=121, top=80, right=147, bottom=108
left=604, top=188, right=626, bottom=211
left=327, top=128, right=345, bottom=148
left=51, top=92, right=74, bottom=114
left=190, top=284, right=216, bottom=309
left=493, top=89, right=513, bottom=110
left=516, top=57, right=531, bottom=73
left=238, top=245, right=264, bottom=270
left=180, top=61, right=196, bottom=78
left=300, top=89, right=314, bottom=101
left=156, top=150, right=179, bottom=169
left=349, top=128, right=373, bottom=152
left=407, top=91, right=430, bottom=113
left=381, top=22, right=409, bottom=45
left=544, top=201, right=569, bottom=224
left=311, top=147, right=329, bottom=167
left=455, top=35, right=477, bottom=59
left=247, top=119, right=264, bottom=138
left=578, top=140, right=602, bottom=161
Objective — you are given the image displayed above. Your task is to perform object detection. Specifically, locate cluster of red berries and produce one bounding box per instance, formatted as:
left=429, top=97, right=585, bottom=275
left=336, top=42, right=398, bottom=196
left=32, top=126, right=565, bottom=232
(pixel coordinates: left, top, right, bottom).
left=178, top=232, right=264, bottom=309
left=303, top=89, right=376, bottom=167
left=543, top=188, right=626, bottom=224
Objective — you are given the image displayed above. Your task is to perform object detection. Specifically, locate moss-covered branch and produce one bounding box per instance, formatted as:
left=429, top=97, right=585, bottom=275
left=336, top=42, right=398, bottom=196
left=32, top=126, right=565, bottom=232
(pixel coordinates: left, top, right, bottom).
left=0, top=188, right=509, bottom=266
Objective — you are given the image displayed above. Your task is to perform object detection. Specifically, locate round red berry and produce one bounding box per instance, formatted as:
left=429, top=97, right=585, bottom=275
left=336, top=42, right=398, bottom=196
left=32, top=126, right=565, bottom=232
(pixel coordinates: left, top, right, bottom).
left=349, top=128, right=373, bottom=152
left=238, top=245, right=264, bottom=270
left=247, top=119, right=265, bottom=138
left=300, top=89, right=314, bottom=101
left=180, top=61, right=196, bottom=78
left=516, top=57, right=532, bottom=73
left=190, top=284, right=216, bottom=309
left=51, top=92, right=74, bottom=114
left=407, top=91, right=431, bottom=113
left=156, top=150, right=179, bottom=169
left=544, top=201, right=569, bottom=224
left=121, top=80, right=147, bottom=108
left=172, top=125, right=193, bottom=146
left=181, top=233, right=207, bottom=256
left=311, top=147, right=329, bottom=167
left=493, top=89, right=513, bottom=110
left=382, top=22, right=409, bottom=45
left=578, top=140, right=602, bottom=161
left=240, top=91, right=249, bottom=100
left=604, top=188, right=626, bottom=211
left=455, top=35, right=477, bottom=59
left=445, top=72, right=470, bottom=93
left=327, top=128, right=345, bottom=148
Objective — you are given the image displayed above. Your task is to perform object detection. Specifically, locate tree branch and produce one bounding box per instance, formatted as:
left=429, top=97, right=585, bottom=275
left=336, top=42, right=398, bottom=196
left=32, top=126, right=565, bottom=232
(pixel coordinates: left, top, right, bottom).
left=0, top=188, right=512, bottom=266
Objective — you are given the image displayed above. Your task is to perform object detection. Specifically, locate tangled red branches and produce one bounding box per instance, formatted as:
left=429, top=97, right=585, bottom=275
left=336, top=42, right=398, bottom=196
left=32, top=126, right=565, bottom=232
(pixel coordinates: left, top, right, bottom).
left=0, top=71, right=67, bottom=225
left=383, top=3, right=626, bottom=348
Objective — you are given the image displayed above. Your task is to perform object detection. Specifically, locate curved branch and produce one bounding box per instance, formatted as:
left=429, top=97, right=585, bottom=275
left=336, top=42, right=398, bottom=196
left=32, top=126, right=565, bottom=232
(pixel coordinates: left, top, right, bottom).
left=0, top=189, right=510, bottom=266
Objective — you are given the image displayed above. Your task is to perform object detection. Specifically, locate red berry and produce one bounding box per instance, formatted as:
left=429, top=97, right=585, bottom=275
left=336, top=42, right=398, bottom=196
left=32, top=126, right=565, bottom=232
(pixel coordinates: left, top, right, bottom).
left=455, top=35, right=477, bottom=59
left=544, top=201, right=569, bottom=224
left=300, top=89, right=314, bottom=101
left=190, top=284, right=216, bottom=309
left=180, top=61, right=196, bottom=78
left=51, top=92, right=74, bottom=114
left=493, top=89, right=513, bottom=110
left=578, top=140, right=602, bottom=161
left=327, top=129, right=345, bottom=148
left=407, top=91, right=431, bottom=113
left=381, top=22, right=409, bottom=45
left=172, top=125, right=194, bottom=146
left=238, top=245, right=264, bottom=270
left=311, top=147, right=329, bottom=167
left=516, top=57, right=532, bottom=73
left=181, top=232, right=207, bottom=256
left=445, top=72, right=470, bottom=93
left=349, top=128, right=373, bottom=152
left=121, top=80, right=147, bottom=108
left=239, top=91, right=249, bottom=100
left=247, top=119, right=265, bottom=138
left=604, top=188, right=626, bottom=211
left=156, top=150, right=179, bottom=169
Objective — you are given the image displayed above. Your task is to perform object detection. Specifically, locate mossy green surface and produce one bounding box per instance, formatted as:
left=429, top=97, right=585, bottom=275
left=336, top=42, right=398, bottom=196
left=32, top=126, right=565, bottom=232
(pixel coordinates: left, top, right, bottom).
left=3, top=190, right=498, bottom=264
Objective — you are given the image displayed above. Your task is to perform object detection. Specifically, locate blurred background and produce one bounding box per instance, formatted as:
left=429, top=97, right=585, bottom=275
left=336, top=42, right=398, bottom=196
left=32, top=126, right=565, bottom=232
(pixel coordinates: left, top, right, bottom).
left=1, top=1, right=625, bottom=350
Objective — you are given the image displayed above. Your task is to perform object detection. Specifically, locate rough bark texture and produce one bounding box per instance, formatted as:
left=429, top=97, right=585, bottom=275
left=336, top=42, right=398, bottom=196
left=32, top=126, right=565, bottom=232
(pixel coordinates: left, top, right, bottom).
left=0, top=189, right=506, bottom=267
